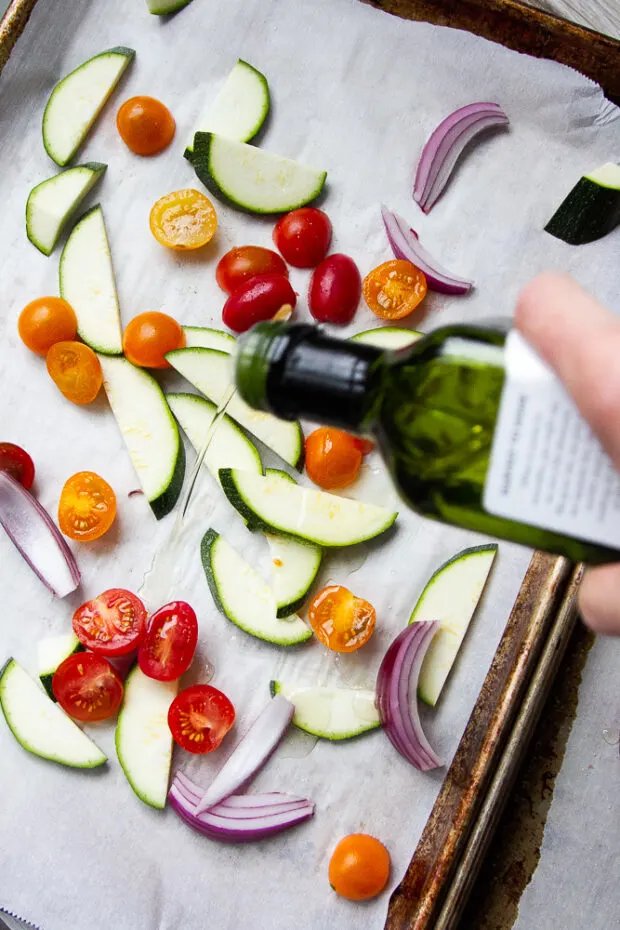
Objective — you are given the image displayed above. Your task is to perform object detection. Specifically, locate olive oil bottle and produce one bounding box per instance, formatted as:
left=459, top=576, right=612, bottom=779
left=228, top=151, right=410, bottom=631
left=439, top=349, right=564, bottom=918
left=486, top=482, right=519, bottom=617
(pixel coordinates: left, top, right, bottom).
left=235, top=322, right=620, bottom=564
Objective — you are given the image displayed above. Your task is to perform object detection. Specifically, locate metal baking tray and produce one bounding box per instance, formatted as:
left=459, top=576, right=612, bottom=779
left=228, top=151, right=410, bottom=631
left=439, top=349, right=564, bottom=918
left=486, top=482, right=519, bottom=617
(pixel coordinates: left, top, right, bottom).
left=1, top=1, right=616, bottom=928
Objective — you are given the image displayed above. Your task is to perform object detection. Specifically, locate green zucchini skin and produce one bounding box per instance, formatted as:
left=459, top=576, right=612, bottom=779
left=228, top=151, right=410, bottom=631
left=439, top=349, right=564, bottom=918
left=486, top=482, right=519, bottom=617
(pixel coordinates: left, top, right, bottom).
left=545, top=176, right=620, bottom=245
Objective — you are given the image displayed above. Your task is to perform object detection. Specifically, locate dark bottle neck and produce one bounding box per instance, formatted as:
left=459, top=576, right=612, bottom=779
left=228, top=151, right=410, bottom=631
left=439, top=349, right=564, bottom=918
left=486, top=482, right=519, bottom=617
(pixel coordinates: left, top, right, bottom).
left=236, top=324, right=387, bottom=431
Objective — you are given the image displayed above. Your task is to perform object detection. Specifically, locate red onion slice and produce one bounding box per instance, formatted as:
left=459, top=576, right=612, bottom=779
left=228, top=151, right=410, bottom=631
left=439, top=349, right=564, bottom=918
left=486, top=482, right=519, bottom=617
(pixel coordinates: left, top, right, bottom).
left=381, top=206, right=473, bottom=295
left=173, top=774, right=310, bottom=817
left=376, top=621, right=442, bottom=771
left=194, top=694, right=294, bottom=814
left=414, top=102, right=509, bottom=213
left=0, top=472, right=80, bottom=598
left=169, top=782, right=314, bottom=843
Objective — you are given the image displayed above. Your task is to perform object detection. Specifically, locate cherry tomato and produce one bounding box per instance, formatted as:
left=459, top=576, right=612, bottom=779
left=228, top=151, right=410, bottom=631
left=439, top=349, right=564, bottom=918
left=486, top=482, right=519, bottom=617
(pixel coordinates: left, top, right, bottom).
left=308, top=254, right=361, bottom=325
left=216, top=246, right=288, bottom=295
left=329, top=834, right=391, bottom=901
left=150, top=189, right=217, bottom=251
left=72, top=589, right=147, bottom=657
left=308, top=585, right=376, bottom=653
left=0, top=443, right=35, bottom=490
left=272, top=208, right=332, bottom=268
left=46, top=341, right=102, bottom=405
left=138, top=601, right=198, bottom=681
left=116, top=95, right=175, bottom=156
left=168, top=684, right=235, bottom=754
left=305, top=427, right=362, bottom=490
left=58, top=471, right=117, bottom=542
left=222, top=274, right=297, bottom=333
left=353, top=437, right=375, bottom=455
left=123, top=311, right=185, bottom=369
left=52, top=652, right=124, bottom=722
left=18, top=297, right=77, bottom=356
left=362, top=259, right=427, bottom=320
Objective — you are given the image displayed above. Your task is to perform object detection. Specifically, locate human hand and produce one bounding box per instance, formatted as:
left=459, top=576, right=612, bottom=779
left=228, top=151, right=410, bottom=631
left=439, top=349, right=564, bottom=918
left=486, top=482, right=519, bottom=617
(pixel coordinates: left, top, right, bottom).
left=515, top=272, right=620, bottom=635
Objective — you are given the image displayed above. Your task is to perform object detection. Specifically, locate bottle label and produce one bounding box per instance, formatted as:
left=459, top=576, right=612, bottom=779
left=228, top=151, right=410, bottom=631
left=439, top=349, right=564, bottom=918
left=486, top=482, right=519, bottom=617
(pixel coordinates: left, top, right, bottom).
left=483, top=330, right=620, bottom=549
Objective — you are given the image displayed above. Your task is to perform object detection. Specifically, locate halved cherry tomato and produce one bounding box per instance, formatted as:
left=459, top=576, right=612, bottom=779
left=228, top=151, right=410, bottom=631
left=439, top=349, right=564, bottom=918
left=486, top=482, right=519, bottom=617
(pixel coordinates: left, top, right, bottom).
left=150, top=189, right=217, bottom=250
left=72, top=589, right=147, bottom=657
left=308, top=585, right=376, bottom=653
left=116, top=95, right=175, bottom=156
left=305, top=427, right=362, bottom=490
left=308, top=254, right=361, bottom=325
left=363, top=259, right=427, bottom=320
left=18, top=297, right=77, bottom=356
left=329, top=833, right=391, bottom=901
left=0, top=443, right=35, bottom=490
left=58, top=471, right=116, bottom=542
left=123, top=311, right=185, bottom=369
left=46, top=341, right=102, bottom=405
left=138, top=601, right=198, bottom=681
left=353, top=437, right=375, bottom=456
left=216, top=246, right=288, bottom=295
left=168, top=684, right=235, bottom=754
left=52, top=652, right=124, bottom=722
left=222, top=273, right=297, bottom=333
left=273, top=208, right=332, bottom=268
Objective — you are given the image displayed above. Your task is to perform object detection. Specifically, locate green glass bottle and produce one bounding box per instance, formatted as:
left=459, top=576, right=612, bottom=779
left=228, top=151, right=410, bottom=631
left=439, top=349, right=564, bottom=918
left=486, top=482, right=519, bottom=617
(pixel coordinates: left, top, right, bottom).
left=235, top=322, right=620, bottom=564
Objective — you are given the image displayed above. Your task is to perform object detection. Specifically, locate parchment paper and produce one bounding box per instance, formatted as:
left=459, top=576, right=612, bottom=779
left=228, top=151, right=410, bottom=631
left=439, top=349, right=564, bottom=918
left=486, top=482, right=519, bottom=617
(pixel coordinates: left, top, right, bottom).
left=0, top=0, right=619, bottom=928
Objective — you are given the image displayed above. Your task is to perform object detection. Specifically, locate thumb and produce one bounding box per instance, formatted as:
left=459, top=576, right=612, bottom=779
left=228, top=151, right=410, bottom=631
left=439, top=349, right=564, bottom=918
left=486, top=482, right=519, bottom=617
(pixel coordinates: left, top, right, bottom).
left=515, top=273, right=620, bottom=469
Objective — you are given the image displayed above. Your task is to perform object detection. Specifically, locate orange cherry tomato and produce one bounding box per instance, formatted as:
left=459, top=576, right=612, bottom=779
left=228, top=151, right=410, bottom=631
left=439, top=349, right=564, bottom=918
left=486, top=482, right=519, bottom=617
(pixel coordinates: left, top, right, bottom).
left=46, top=341, right=102, bottom=405
left=58, top=471, right=117, bottom=542
left=149, top=189, right=217, bottom=251
left=123, top=311, right=185, bottom=369
left=305, top=427, right=362, bottom=490
left=308, top=585, right=376, bottom=653
left=116, top=95, right=175, bottom=156
left=362, top=259, right=427, bottom=320
left=18, top=297, right=77, bottom=356
left=329, top=834, right=391, bottom=901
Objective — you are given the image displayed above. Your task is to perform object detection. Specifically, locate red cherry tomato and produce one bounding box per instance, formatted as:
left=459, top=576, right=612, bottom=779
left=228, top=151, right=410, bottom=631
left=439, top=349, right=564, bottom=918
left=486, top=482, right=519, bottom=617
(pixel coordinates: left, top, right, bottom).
left=168, top=684, right=235, bottom=754
left=0, top=443, right=35, bottom=490
left=353, top=437, right=375, bottom=456
left=72, top=588, right=147, bottom=657
left=308, top=254, right=361, bottom=325
left=216, top=246, right=288, bottom=295
left=52, top=652, right=124, bottom=722
left=138, top=601, right=198, bottom=681
left=272, top=208, right=332, bottom=268
left=222, top=274, right=297, bottom=333
left=305, top=427, right=363, bottom=490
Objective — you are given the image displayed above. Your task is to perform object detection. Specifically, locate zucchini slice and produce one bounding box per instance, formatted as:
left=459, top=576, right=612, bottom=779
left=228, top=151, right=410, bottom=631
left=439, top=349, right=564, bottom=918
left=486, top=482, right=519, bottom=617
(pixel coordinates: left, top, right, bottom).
left=59, top=205, right=122, bottom=355
left=191, top=132, right=326, bottom=214
left=166, top=346, right=303, bottom=468
left=0, top=659, right=106, bottom=768
left=182, top=325, right=235, bottom=353
left=99, top=356, right=185, bottom=519
left=37, top=633, right=83, bottom=700
left=545, top=162, right=620, bottom=245
left=350, top=327, right=423, bottom=350
left=116, top=666, right=178, bottom=808
left=270, top=681, right=380, bottom=740
left=263, top=470, right=322, bottom=617
left=201, top=529, right=313, bottom=646
left=219, top=468, right=398, bottom=547
left=410, top=544, right=497, bottom=706
left=167, top=392, right=262, bottom=483
left=186, top=60, right=269, bottom=152
left=26, top=163, right=106, bottom=256
left=43, top=47, right=134, bottom=166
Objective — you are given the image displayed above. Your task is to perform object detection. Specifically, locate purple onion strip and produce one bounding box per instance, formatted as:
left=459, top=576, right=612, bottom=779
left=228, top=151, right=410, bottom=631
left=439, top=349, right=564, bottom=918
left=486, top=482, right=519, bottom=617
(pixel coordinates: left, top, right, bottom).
left=414, top=102, right=509, bottom=213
